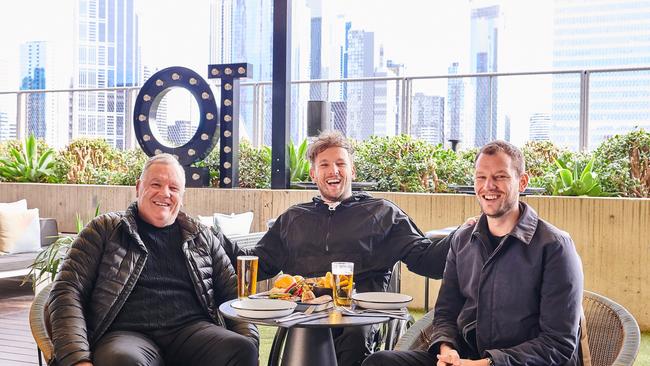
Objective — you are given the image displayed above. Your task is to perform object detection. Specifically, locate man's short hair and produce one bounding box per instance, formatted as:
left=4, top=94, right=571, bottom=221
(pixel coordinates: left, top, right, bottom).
left=306, top=130, right=354, bottom=164
left=139, top=153, right=186, bottom=185
left=475, top=140, right=526, bottom=177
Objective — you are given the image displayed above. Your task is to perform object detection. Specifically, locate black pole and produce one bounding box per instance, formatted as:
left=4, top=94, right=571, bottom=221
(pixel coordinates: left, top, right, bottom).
left=271, top=0, right=291, bottom=189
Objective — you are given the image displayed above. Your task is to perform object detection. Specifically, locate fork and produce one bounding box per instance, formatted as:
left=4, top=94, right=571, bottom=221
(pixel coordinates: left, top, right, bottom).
left=274, top=305, right=315, bottom=323
left=339, top=307, right=408, bottom=320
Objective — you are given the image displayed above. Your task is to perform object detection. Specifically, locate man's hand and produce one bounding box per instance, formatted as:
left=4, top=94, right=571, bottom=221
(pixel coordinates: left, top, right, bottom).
left=74, top=362, right=93, bottom=366
left=464, top=215, right=480, bottom=226
left=459, top=360, right=490, bottom=366
left=437, top=343, right=461, bottom=366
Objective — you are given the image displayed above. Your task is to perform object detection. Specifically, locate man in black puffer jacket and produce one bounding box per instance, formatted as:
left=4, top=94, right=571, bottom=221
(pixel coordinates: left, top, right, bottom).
left=47, top=154, right=258, bottom=366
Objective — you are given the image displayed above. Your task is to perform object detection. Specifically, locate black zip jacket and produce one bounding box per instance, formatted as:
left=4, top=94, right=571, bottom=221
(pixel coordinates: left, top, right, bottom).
left=47, top=202, right=258, bottom=366
left=430, top=202, right=584, bottom=366
left=224, top=192, right=451, bottom=293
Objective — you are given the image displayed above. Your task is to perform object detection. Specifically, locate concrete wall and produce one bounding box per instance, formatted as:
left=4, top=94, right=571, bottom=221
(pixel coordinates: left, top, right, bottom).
left=2, top=183, right=648, bottom=330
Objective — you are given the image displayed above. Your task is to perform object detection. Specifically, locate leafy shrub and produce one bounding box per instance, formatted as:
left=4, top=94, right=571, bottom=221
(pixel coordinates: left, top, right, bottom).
left=593, top=128, right=650, bottom=197
left=193, top=145, right=220, bottom=187
left=239, top=139, right=271, bottom=188
left=55, top=138, right=126, bottom=184
left=355, top=135, right=439, bottom=193
left=289, top=139, right=310, bottom=182
left=112, top=149, right=149, bottom=185
left=521, top=141, right=565, bottom=194
left=550, top=155, right=608, bottom=196
left=25, top=205, right=100, bottom=290
left=0, top=134, right=58, bottom=183
left=433, top=147, right=475, bottom=192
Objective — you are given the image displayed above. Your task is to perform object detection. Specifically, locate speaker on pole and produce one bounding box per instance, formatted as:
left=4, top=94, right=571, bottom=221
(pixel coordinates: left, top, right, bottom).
left=307, top=100, right=331, bottom=137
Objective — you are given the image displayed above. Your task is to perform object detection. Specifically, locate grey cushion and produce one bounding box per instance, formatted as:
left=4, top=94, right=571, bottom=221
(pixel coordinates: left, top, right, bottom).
left=0, top=251, right=39, bottom=272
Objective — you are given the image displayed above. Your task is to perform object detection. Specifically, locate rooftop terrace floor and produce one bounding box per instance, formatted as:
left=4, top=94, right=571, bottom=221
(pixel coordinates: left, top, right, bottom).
left=0, top=277, right=39, bottom=365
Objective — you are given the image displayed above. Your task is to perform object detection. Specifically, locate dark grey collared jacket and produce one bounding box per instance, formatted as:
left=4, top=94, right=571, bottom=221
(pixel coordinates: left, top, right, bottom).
left=47, top=203, right=258, bottom=366
left=430, top=202, right=584, bottom=366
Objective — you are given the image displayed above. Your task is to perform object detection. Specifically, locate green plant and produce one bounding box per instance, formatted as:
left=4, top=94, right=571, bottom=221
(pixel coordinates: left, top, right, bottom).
left=355, top=135, right=439, bottom=192
left=551, top=156, right=608, bottom=196
left=239, top=139, right=271, bottom=188
left=0, top=134, right=57, bottom=182
left=55, top=138, right=126, bottom=184
left=289, top=139, right=310, bottom=182
left=194, top=145, right=221, bottom=187
left=24, top=205, right=101, bottom=291
left=112, top=148, right=149, bottom=185
left=431, top=147, right=475, bottom=192
left=593, top=128, right=650, bottom=197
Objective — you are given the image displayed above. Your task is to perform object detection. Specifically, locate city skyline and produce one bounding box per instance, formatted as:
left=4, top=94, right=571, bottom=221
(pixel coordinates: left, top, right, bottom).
left=0, top=0, right=648, bottom=151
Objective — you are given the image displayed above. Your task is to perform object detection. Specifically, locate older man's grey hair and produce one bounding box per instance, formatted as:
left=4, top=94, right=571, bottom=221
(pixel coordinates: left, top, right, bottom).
left=139, top=153, right=186, bottom=186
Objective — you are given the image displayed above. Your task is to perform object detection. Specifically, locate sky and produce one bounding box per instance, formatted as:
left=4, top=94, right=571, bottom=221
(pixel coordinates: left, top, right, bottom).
left=0, top=0, right=556, bottom=145
left=0, top=0, right=554, bottom=84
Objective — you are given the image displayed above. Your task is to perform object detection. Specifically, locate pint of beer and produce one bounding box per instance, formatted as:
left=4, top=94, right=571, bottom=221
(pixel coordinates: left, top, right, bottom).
left=236, top=256, right=258, bottom=299
left=332, top=261, right=354, bottom=307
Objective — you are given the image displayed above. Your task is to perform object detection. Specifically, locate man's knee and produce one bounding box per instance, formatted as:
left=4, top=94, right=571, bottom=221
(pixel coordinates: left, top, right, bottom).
left=93, top=331, right=162, bottom=366
left=221, top=333, right=259, bottom=361
left=362, top=351, right=390, bottom=366
left=361, top=351, right=394, bottom=366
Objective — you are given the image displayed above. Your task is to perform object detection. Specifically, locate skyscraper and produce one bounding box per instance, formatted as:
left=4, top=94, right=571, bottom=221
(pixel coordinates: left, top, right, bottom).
left=373, top=47, right=398, bottom=137
left=552, top=0, right=650, bottom=150
left=0, top=58, right=16, bottom=142
left=412, top=93, right=445, bottom=145
left=447, top=62, right=464, bottom=144
left=529, top=112, right=551, bottom=141
left=210, top=0, right=310, bottom=144
left=73, top=0, right=140, bottom=149
left=345, top=27, right=374, bottom=140
left=20, top=42, right=47, bottom=140
left=470, top=3, right=500, bottom=147
left=20, top=41, right=69, bottom=148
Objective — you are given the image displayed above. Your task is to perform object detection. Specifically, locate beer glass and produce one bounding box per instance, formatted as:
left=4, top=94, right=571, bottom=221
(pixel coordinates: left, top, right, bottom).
left=236, top=256, right=258, bottom=299
left=332, top=261, right=354, bottom=307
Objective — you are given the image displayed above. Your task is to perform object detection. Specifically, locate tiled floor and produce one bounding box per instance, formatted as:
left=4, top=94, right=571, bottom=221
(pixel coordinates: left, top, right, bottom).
left=0, top=277, right=40, bottom=366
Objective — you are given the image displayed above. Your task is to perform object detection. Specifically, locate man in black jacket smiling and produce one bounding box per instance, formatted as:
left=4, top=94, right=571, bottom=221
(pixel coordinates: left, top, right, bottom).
left=362, top=140, right=584, bottom=366
left=225, top=130, right=452, bottom=366
left=48, top=154, right=258, bottom=366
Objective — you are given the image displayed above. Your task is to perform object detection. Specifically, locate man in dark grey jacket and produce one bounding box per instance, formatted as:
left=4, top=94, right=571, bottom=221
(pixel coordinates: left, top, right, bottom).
left=225, top=130, right=452, bottom=366
left=363, top=140, right=584, bottom=366
left=48, top=154, right=258, bottom=366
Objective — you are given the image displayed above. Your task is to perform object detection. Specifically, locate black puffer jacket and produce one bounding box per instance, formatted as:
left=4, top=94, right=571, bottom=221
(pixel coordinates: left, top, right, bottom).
left=47, top=203, right=258, bottom=366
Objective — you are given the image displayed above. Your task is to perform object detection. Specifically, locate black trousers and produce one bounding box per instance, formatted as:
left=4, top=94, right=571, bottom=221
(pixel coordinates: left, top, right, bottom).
left=361, top=350, right=437, bottom=366
left=93, top=320, right=258, bottom=366
left=332, top=324, right=378, bottom=366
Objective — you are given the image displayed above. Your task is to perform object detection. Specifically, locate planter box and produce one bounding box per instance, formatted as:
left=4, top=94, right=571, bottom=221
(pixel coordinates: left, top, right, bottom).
left=1, top=182, right=648, bottom=330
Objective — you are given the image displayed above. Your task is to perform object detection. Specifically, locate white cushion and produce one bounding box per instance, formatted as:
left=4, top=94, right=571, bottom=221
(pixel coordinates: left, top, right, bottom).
left=0, top=199, right=28, bottom=211
left=197, top=215, right=215, bottom=227
left=214, top=212, right=254, bottom=236
left=0, top=208, right=41, bottom=254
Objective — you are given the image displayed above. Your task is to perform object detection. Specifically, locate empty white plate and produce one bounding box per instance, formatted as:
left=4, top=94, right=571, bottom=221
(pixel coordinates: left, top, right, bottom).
left=231, top=299, right=297, bottom=319
left=352, top=292, right=413, bottom=310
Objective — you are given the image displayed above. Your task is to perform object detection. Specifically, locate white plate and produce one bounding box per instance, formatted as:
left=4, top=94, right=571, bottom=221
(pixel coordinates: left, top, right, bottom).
left=352, top=292, right=413, bottom=310
left=231, top=299, right=297, bottom=319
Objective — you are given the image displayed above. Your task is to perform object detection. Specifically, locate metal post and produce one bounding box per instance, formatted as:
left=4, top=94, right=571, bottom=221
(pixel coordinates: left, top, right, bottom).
left=271, top=0, right=291, bottom=189
left=424, top=277, right=430, bottom=313
left=403, top=78, right=413, bottom=135
left=124, top=89, right=135, bottom=150
left=488, top=75, right=494, bottom=141
left=579, top=70, right=590, bottom=151
left=16, top=92, right=26, bottom=140
left=252, top=83, right=260, bottom=147
left=399, top=79, right=408, bottom=135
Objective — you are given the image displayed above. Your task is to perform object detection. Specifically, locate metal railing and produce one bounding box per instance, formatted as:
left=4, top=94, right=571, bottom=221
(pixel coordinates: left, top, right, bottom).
left=1, top=66, right=649, bottom=151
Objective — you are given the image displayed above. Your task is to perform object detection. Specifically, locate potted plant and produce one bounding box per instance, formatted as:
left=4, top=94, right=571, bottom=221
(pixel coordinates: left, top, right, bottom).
left=24, top=205, right=100, bottom=292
